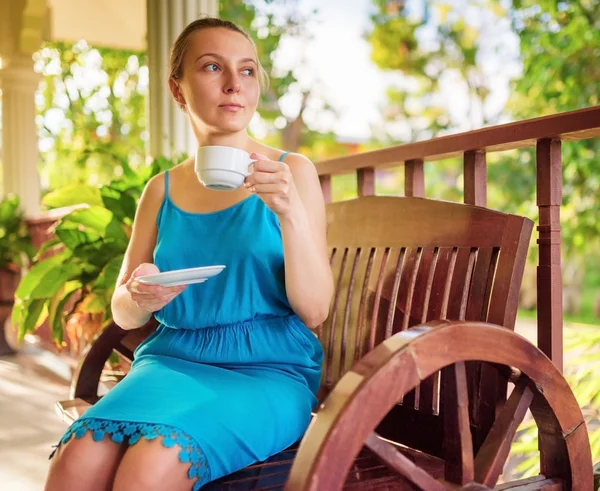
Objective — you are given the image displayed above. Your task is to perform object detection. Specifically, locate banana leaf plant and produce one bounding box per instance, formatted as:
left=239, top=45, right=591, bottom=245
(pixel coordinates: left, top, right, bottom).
left=11, top=156, right=177, bottom=345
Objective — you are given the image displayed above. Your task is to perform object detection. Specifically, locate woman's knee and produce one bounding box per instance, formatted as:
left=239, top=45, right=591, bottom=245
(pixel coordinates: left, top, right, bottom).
left=45, top=433, right=126, bottom=491
left=113, top=439, right=195, bottom=491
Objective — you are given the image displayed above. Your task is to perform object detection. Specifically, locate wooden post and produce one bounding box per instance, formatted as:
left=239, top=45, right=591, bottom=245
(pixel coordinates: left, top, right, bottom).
left=463, top=150, right=487, bottom=206
left=536, top=138, right=563, bottom=371
left=357, top=168, right=375, bottom=196
left=405, top=159, right=425, bottom=197
left=320, top=174, right=332, bottom=203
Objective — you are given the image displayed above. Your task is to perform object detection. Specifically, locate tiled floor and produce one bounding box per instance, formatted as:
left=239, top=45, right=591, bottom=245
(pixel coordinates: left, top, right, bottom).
left=0, top=345, right=71, bottom=491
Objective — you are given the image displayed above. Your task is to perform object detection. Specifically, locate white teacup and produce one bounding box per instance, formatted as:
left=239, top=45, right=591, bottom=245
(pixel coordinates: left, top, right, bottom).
left=194, top=146, right=256, bottom=191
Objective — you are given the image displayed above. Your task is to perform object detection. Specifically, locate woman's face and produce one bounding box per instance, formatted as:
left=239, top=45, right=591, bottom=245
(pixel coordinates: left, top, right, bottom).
left=173, top=28, right=261, bottom=134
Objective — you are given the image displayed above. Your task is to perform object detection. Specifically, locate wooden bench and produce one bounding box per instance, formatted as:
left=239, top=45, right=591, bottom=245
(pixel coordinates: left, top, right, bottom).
left=57, top=196, right=593, bottom=490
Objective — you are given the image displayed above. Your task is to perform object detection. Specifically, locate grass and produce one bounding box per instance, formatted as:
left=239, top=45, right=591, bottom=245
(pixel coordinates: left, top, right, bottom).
left=518, top=307, right=599, bottom=327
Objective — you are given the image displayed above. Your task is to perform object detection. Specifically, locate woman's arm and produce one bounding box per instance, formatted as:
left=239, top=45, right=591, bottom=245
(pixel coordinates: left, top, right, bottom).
left=111, top=173, right=185, bottom=330
left=247, top=153, right=333, bottom=328
left=280, top=155, right=333, bottom=328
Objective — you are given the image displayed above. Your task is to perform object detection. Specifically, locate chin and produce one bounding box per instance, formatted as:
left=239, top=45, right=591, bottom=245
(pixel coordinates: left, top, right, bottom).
left=211, top=118, right=252, bottom=134
left=191, top=109, right=254, bottom=136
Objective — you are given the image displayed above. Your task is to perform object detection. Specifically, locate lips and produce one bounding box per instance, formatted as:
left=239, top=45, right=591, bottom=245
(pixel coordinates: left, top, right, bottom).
left=219, top=103, right=243, bottom=111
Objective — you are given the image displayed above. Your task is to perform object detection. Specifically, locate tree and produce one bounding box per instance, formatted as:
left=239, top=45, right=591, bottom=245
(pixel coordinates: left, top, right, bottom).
left=34, top=42, right=147, bottom=191
left=367, top=0, right=509, bottom=144
left=499, top=0, right=600, bottom=315
left=505, top=0, right=600, bottom=250
left=366, top=0, right=513, bottom=209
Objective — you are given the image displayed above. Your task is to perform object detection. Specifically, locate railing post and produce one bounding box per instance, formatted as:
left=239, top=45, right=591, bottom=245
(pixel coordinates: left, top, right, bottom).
left=357, top=168, right=375, bottom=196
left=536, top=138, right=563, bottom=372
left=405, top=159, right=424, bottom=197
left=463, top=150, right=487, bottom=206
left=320, top=174, right=332, bottom=204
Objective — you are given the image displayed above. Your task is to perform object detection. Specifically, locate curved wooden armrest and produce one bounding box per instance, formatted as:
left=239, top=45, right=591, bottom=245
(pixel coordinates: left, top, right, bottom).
left=287, top=320, right=590, bottom=490
left=70, top=321, right=127, bottom=400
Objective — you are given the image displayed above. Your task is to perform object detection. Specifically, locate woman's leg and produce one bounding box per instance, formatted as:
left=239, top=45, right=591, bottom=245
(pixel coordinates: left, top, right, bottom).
left=112, top=439, right=197, bottom=491
left=45, top=433, right=127, bottom=491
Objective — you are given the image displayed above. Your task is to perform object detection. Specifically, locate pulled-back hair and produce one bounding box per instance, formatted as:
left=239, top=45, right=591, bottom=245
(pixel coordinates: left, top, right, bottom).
left=169, top=17, right=269, bottom=105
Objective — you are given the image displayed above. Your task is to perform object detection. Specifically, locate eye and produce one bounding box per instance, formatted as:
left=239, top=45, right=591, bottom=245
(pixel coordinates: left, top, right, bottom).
left=241, top=68, right=255, bottom=76
left=204, top=63, right=219, bottom=72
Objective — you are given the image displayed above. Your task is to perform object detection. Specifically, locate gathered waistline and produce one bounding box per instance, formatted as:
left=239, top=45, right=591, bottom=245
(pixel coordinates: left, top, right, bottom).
left=157, top=313, right=300, bottom=332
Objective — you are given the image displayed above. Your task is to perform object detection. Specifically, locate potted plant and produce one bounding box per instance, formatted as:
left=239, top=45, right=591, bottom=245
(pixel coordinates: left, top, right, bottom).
left=11, top=156, right=175, bottom=356
left=0, top=195, right=35, bottom=354
left=0, top=195, right=34, bottom=302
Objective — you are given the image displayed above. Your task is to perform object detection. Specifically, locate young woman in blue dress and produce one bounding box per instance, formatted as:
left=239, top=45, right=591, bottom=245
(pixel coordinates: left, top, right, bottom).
left=45, top=17, right=333, bottom=491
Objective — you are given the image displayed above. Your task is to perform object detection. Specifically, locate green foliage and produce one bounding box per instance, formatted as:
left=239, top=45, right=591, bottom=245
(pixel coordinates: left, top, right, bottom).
left=11, top=156, right=177, bottom=344
left=0, top=195, right=35, bottom=270
left=505, top=0, right=600, bottom=257
left=34, top=41, right=147, bottom=190
left=494, top=0, right=600, bottom=316
left=509, top=0, right=599, bottom=114
left=367, top=0, right=503, bottom=141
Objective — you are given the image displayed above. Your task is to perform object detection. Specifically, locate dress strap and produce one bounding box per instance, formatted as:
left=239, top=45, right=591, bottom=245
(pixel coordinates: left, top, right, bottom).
left=279, top=152, right=290, bottom=162
left=156, top=171, right=170, bottom=227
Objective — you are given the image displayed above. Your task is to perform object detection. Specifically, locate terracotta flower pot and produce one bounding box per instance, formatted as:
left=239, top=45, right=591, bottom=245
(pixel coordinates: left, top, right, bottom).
left=0, top=265, right=21, bottom=355
left=0, top=265, right=20, bottom=305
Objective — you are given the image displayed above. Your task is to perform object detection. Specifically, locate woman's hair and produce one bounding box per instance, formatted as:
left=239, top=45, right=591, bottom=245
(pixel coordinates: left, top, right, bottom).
left=169, top=17, right=269, bottom=98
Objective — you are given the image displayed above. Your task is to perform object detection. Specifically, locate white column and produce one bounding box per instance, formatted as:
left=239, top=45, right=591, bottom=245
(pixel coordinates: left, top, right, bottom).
left=147, top=0, right=218, bottom=159
left=0, top=58, right=41, bottom=216
left=0, top=0, right=46, bottom=216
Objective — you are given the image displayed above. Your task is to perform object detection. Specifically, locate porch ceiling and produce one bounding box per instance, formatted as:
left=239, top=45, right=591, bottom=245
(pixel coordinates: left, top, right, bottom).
left=47, top=0, right=146, bottom=51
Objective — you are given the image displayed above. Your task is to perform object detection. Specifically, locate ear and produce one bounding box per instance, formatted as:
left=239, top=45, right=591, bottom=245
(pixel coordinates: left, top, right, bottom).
left=168, top=78, right=186, bottom=107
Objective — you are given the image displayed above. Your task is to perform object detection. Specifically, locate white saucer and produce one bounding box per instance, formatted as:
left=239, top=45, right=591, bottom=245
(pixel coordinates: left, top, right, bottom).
left=137, top=265, right=226, bottom=287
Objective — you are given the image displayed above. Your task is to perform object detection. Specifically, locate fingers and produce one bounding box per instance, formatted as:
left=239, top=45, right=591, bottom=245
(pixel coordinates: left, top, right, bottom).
left=128, top=280, right=161, bottom=295
left=131, top=262, right=160, bottom=278
left=132, top=291, right=181, bottom=312
left=129, top=283, right=185, bottom=299
left=127, top=276, right=186, bottom=312
left=249, top=154, right=285, bottom=174
left=247, top=183, right=284, bottom=194
left=245, top=173, right=290, bottom=191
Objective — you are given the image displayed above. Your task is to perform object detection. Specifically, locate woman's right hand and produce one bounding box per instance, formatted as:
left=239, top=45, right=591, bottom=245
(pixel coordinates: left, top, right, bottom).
left=126, top=263, right=187, bottom=313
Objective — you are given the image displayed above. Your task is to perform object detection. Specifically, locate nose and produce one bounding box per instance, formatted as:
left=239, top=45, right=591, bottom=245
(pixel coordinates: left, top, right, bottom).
left=223, top=73, right=241, bottom=94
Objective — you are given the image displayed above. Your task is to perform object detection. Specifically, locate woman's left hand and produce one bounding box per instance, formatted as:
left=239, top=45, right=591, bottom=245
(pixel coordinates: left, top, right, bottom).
left=244, top=153, right=296, bottom=216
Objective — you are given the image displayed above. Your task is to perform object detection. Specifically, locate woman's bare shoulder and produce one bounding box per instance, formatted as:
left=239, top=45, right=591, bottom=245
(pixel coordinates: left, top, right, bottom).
left=251, top=142, right=313, bottom=166
left=142, top=158, right=192, bottom=205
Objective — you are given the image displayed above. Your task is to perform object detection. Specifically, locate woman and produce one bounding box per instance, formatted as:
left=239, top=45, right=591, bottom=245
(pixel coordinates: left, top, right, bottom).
left=45, top=17, right=333, bottom=491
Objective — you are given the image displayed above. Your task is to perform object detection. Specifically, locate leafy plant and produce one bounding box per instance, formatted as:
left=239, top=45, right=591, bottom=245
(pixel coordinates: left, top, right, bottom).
left=0, top=195, right=35, bottom=270
left=35, top=41, right=148, bottom=190
left=11, top=156, right=177, bottom=345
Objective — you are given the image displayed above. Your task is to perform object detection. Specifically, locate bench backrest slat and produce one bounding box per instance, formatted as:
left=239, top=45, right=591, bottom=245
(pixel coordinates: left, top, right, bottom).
left=319, top=196, right=533, bottom=455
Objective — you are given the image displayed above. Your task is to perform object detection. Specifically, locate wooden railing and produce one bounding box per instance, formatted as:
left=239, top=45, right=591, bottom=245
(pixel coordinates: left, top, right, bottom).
left=315, top=105, right=600, bottom=372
